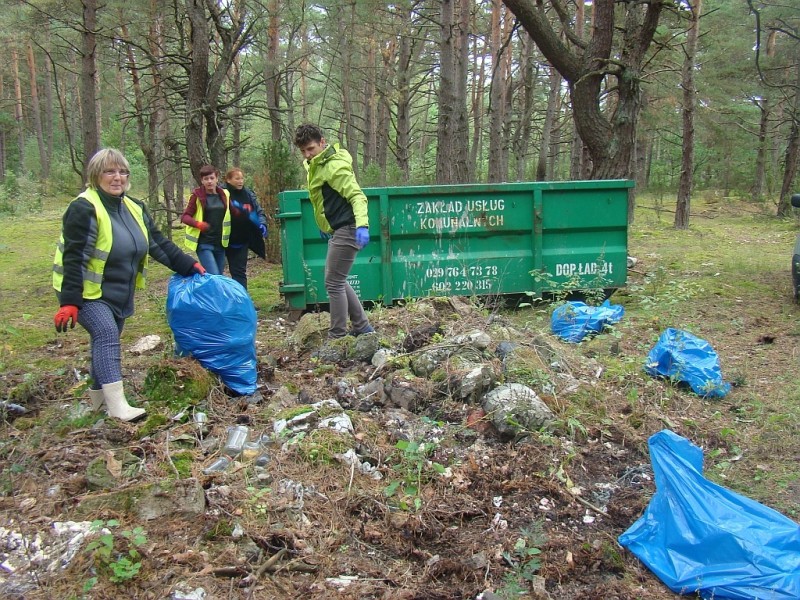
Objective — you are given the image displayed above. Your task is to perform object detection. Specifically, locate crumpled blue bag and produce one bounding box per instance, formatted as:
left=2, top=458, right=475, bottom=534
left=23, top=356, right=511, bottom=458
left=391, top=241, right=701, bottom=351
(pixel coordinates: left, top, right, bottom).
left=551, top=299, right=624, bottom=343
left=645, top=328, right=730, bottom=398
left=619, top=430, right=800, bottom=599
left=166, top=274, right=257, bottom=395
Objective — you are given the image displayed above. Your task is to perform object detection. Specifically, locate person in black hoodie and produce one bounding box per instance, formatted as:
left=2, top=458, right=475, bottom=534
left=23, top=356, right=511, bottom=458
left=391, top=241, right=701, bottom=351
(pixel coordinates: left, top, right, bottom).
left=53, top=148, right=206, bottom=421
left=222, top=167, right=268, bottom=290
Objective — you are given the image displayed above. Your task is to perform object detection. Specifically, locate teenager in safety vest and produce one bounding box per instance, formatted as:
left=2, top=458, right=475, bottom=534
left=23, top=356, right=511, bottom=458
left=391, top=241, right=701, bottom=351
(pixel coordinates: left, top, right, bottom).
left=181, top=164, right=231, bottom=275
left=294, top=124, right=374, bottom=339
left=53, top=148, right=206, bottom=421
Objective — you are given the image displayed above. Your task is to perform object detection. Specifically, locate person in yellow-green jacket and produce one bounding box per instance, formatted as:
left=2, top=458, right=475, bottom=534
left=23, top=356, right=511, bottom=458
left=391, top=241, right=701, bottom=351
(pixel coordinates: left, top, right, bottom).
left=294, top=124, right=374, bottom=339
left=180, top=164, right=231, bottom=275
left=53, top=148, right=206, bottom=421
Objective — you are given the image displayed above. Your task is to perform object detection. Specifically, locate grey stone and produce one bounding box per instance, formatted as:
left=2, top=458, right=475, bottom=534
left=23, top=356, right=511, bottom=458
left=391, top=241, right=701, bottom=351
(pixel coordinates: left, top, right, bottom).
left=481, top=383, right=555, bottom=438
left=452, top=330, right=491, bottom=350
left=293, top=312, right=330, bottom=348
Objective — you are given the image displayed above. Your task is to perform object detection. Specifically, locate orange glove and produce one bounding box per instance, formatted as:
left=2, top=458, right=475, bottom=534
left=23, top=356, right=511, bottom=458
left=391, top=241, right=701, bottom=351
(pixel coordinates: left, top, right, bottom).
left=54, top=305, right=79, bottom=333
left=196, top=221, right=210, bottom=232
left=193, top=262, right=207, bottom=275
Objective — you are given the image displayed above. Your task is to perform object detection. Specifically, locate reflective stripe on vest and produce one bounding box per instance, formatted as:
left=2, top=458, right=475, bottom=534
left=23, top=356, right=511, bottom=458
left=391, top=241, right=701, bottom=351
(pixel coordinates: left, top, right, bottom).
left=52, top=189, right=149, bottom=297
left=184, top=189, right=231, bottom=250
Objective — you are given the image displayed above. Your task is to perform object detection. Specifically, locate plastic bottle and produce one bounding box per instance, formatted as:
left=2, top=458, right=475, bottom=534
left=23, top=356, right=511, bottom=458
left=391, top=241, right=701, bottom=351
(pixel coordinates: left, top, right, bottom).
left=202, top=455, right=231, bottom=475
left=223, top=425, right=249, bottom=458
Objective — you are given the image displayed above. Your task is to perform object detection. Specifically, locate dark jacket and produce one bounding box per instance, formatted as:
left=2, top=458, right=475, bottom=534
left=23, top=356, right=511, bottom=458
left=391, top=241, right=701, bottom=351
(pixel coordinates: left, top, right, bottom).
left=58, top=189, right=197, bottom=318
left=224, top=184, right=268, bottom=259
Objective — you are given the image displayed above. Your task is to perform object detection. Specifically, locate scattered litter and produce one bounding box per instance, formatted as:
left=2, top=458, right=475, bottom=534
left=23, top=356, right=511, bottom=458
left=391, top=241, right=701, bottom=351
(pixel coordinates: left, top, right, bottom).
left=171, top=583, right=207, bottom=600
left=129, top=334, right=162, bottom=354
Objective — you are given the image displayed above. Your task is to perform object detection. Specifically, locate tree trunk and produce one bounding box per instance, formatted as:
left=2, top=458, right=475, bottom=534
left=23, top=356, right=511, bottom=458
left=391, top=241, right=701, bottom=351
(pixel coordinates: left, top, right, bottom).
left=231, top=57, right=242, bottom=167
left=487, top=0, right=505, bottom=183
left=26, top=41, right=49, bottom=181
left=185, top=0, right=210, bottom=181
left=81, top=0, right=100, bottom=172
left=752, top=97, right=769, bottom=202
left=436, top=0, right=470, bottom=184
left=11, top=48, right=25, bottom=172
left=776, top=50, right=800, bottom=217
left=395, top=4, right=414, bottom=182
left=504, top=0, right=663, bottom=184
left=675, top=0, right=701, bottom=230
left=513, top=36, right=536, bottom=181
left=0, top=75, right=5, bottom=180
left=122, top=21, right=159, bottom=209
left=537, top=67, right=561, bottom=181
left=43, top=37, right=54, bottom=165
left=265, top=0, right=282, bottom=142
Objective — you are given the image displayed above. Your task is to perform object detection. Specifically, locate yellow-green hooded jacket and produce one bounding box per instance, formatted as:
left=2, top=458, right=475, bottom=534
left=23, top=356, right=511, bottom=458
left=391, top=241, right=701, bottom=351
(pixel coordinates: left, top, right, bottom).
left=304, top=142, right=368, bottom=233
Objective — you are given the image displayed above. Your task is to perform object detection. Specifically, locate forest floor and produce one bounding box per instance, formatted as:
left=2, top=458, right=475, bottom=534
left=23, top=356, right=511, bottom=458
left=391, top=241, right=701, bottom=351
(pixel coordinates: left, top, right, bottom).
left=1, top=193, right=799, bottom=599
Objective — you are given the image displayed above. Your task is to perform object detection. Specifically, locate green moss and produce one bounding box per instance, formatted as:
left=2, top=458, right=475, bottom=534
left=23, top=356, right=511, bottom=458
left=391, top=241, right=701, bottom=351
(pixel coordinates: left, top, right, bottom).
left=276, top=405, right=315, bottom=420
left=204, top=518, right=234, bottom=540
left=12, top=416, right=42, bottom=431
left=296, top=428, right=351, bottom=464
left=429, top=368, right=448, bottom=383
left=166, top=451, right=195, bottom=479
left=312, top=364, right=336, bottom=376
left=143, top=359, right=214, bottom=411
left=137, top=414, right=169, bottom=438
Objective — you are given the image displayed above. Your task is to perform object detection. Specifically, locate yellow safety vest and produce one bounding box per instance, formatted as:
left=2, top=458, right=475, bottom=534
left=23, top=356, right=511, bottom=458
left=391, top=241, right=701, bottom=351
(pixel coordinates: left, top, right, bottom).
left=53, top=189, right=149, bottom=298
left=184, top=188, right=231, bottom=250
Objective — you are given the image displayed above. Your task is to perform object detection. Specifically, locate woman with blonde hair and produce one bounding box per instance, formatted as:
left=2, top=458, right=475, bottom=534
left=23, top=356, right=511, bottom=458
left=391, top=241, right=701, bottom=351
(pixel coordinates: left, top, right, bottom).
left=53, top=148, right=206, bottom=421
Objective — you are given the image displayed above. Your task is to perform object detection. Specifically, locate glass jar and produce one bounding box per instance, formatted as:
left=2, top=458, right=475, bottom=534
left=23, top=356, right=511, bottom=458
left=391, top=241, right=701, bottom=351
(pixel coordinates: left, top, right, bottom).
left=202, top=455, right=231, bottom=475
left=242, top=441, right=261, bottom=461
left=222, top=425, right=249, bottom=458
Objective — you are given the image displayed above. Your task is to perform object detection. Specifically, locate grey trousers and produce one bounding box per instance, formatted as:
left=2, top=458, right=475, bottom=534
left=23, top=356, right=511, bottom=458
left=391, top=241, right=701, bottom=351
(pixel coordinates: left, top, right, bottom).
left=325, top=225, right=370, bottom=338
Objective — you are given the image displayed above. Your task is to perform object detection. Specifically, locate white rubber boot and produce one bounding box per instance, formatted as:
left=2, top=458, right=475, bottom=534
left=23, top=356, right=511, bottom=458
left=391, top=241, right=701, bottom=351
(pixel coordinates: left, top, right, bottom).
left=101, top=381, right=146, bottom=422
left=88, top=388, right=105, bottom=411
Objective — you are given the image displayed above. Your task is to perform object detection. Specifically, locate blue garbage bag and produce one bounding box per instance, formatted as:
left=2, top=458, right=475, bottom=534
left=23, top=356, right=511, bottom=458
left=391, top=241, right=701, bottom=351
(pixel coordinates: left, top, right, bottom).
left=619, top=430, right=800, bottom=599
left=645, top=328, right=730, bottom=398
left=166, top=274, right=257, bottom=395
left=551, top=299, right=624, bottom=343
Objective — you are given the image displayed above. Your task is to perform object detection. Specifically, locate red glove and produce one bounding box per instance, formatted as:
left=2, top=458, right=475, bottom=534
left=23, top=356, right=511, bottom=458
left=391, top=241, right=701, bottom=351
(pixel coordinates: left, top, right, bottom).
left=54, top=305, right=79, bottom=333
left=196, top=221, right=210, bottom=232
left=193, top=262, right=207, bottom=275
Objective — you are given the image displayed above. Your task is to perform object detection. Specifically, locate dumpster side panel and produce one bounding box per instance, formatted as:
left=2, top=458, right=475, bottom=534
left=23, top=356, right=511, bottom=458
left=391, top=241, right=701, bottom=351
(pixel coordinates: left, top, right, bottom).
left=278, top=180, right=631, bottom=309
left=387, top=187, right=534, bottom=299
left=540, top=185, right=629, bottom=290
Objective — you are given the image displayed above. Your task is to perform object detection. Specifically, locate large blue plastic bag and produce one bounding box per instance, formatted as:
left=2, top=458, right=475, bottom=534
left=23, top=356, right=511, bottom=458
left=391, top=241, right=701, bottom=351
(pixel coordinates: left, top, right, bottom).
left=644, top=328, right=730, bottom=398
left=551, top=299, right=624, bottom=343
left=166, top=274, right=257, bottom=395
left=619, top=430, right=800, bottom=599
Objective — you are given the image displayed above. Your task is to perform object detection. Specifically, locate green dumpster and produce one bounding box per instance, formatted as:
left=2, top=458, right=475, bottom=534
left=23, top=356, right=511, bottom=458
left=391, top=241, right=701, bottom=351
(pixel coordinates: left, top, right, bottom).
left=278, top=180, right=633, bottom=311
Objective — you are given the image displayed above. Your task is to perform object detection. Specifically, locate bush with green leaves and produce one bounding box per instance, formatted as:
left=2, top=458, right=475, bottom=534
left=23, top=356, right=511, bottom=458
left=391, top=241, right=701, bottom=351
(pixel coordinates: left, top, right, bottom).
left=83, top=519, right=147, bottom=590
left=383, top=439, right=446, bottom=511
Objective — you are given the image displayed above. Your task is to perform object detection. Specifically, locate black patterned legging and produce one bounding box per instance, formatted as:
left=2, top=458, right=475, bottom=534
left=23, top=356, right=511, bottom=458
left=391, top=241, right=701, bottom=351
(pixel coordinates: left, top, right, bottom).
left=78, top=300, right=125, bottom=389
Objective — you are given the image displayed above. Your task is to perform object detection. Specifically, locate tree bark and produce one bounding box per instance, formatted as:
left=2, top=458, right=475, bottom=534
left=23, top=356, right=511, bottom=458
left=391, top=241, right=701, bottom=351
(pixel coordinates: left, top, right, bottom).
left=265, top=0, right=282, bottom=142
left=11, top=48, right=25, bottom=172
left=26, top=41, right=49, bottom=181
left=776, top=50, right=800, bottom=217
left=675, top=0, right=701, bottom=230
left=504, top=0, right=663, bottom=182
left=537, top=67, right=561, bottom=181
left=81, top=0, right=100, bottom=172
left=436, top=0, right=470, bottom=184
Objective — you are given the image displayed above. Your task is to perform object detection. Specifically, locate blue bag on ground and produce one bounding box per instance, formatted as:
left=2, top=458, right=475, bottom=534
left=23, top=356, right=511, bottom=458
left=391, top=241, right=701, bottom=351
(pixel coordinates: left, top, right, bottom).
left=644, top=328, right=730, bottom=398
left=619, top=430, right=800, bottom=599
left=166, top=274, right=257, bottom=395
left=551, top=299, right=624, bottom=343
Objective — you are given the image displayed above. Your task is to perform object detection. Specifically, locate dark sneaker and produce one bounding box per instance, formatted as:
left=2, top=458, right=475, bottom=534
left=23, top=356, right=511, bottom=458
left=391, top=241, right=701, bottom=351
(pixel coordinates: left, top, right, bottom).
left=349, top=325, right=375, bottom=337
